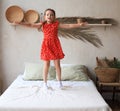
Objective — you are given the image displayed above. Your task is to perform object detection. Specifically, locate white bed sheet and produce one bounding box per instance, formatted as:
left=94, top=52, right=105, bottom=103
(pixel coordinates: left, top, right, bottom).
left=0, top=75, right=112, bottom=111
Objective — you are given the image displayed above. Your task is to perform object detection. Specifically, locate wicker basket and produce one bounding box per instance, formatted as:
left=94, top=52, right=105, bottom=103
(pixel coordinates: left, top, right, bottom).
left=5, top=5, right=24, bottom=23
left=95, top=67, right=119, bottom=83
left=24, top=10, right=39, bottom=23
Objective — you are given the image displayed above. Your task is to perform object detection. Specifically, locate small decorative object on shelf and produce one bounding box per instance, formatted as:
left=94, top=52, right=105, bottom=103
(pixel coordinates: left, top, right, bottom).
left=101, top=20, right=107, bottom=24
left=77, top=18, right=87, bottom=24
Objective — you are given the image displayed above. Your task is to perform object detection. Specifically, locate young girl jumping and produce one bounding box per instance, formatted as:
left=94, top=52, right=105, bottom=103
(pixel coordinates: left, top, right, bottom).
left=16, top=8, right=86, bottom=89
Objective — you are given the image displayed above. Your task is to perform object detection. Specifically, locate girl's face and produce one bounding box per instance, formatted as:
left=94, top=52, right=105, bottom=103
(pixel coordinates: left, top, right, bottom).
left=44, top=10, right=55, bottom=23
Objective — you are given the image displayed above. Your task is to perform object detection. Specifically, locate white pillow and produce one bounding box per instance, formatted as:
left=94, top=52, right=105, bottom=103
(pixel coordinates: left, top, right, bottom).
left=23, top=62, right=56, bottom=80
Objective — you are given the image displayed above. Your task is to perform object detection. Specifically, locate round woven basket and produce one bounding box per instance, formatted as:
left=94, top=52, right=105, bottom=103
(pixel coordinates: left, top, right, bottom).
left=5, top=5, right=24, bottom=23
left=24, top=10, right=39, bottom=23
left=95, top=67, right=119, bottom=83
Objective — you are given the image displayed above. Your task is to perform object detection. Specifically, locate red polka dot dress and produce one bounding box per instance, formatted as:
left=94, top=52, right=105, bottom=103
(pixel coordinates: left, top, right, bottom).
left=41, top=21, right=65, bottom=61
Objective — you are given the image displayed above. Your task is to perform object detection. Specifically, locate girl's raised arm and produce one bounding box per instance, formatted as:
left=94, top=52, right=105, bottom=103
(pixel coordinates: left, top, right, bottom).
left=13, top=22, right=43, bottom=30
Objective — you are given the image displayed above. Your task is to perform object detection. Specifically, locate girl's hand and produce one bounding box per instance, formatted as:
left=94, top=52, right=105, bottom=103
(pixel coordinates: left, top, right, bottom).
left=79, top=22, right=88, bottom=26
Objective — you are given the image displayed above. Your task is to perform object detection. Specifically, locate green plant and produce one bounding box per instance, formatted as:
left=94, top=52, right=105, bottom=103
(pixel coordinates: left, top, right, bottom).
left=104, top=57, right=120, bottom=69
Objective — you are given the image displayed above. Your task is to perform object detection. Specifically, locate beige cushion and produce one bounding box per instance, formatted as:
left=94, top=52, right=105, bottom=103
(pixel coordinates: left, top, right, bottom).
left=61, top=64, right=89, bottom=81
left=23, top=62, right=56, bottom=80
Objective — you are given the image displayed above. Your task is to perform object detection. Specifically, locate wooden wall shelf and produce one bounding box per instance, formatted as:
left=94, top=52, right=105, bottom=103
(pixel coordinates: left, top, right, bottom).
left=57, top=17, right=116, bottom=27
left=87, top=24, right=112, bottom=27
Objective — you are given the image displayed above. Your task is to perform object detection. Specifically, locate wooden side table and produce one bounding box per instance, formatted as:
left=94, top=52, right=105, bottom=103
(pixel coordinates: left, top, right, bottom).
left=97, top=82, right=120, bottom=101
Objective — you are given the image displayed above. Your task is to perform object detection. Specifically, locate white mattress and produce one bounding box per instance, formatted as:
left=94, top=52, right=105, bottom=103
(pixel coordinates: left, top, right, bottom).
left=0, top=75, right=111, bottom=111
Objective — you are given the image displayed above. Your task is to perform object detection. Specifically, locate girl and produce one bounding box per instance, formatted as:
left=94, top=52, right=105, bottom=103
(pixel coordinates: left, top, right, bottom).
left=16, top=8, right=86, bottom=89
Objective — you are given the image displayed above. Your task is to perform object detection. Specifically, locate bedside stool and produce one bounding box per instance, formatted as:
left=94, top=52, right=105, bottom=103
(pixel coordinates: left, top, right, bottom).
left=97, top=82, right=120, bottom=101
left=95, top=67, right=120, bottom=101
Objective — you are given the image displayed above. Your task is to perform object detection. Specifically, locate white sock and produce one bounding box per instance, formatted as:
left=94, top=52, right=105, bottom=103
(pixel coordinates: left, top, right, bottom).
left=58, top=81, right=67, bottom=90
left=43, top=82, right=48, bottom=89
left=59, top=81, right=63, bottom=87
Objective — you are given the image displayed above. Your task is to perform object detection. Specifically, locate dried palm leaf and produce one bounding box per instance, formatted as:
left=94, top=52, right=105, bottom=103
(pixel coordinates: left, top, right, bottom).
left=57, top=17, right=105, bottom=48
left=58, top=27, right=103, bottom=48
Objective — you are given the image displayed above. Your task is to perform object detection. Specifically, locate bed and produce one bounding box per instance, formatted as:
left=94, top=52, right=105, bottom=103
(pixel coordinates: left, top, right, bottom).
left=0, top=63, right=112, bottom=111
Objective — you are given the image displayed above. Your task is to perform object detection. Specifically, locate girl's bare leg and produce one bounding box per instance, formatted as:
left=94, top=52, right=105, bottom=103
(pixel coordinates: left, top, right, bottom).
left=54, top=60, right=63, bottom=87
left=43, top=60, right=50, bottom=88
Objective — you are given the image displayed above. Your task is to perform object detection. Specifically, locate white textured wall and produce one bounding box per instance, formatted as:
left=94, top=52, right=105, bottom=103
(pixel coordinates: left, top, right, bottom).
left=0, top=0, right=120, bottom=91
